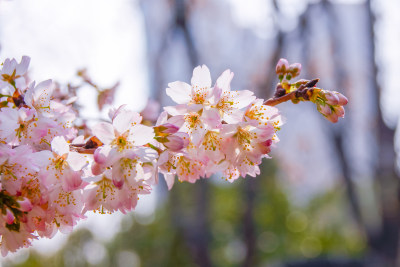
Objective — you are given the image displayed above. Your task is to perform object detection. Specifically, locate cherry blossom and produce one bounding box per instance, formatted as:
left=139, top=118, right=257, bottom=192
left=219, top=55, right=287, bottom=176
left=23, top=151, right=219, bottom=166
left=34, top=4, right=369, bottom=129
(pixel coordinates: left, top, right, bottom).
left=0, top=56, right=348, bottom=255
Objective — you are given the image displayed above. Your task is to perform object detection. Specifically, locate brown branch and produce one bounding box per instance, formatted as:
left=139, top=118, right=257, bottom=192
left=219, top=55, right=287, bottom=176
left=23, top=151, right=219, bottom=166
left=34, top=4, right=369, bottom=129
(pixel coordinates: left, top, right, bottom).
left=264, top=91, right=297, bottom=106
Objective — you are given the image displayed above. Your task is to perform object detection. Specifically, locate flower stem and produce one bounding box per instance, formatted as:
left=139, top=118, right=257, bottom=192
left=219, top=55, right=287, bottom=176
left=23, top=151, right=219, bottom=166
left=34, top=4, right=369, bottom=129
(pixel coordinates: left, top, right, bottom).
left=263, top=91, right=297, bottom=106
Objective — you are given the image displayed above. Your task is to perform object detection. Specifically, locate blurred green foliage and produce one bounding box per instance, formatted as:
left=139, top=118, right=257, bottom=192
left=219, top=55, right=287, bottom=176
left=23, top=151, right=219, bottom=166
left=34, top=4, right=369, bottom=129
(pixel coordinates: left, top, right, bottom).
left=5, top=161, right=365, bottom=267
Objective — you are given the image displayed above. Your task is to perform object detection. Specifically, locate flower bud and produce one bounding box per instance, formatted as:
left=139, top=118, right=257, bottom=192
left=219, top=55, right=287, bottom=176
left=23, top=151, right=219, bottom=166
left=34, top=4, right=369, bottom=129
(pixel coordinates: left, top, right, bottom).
left=334, top=105, right=345, bottom=118
left=17, top=198, right=33, bottom=212
left=325, top=112, right=339, bottom=123
left=325, top=91, right=339, bottom=105
left=288, top=63, right=301, bottom=78
left=317, top=102, right=332, bottom=116
left=336, top=93, right=348, bottom=106
left=4, top=208, right=15, bottom=224
left=164, top=135, right=185, bottom=152
left=276, top=58, right=289, bottom=75
left=154, top=123, right=180, bottom=136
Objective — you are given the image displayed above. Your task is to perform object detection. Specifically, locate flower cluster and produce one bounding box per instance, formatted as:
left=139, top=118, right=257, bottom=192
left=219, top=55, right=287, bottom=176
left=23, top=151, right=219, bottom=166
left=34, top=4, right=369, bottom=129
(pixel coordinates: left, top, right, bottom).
left=160, top=66, right=282, bottom=187
left=0, top=56, right=347, bottom=255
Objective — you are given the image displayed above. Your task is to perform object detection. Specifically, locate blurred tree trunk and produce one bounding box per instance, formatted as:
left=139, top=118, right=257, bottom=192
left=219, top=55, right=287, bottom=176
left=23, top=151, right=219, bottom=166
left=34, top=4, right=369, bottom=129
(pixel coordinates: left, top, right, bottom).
left=365, top=0, right=400, bottom=265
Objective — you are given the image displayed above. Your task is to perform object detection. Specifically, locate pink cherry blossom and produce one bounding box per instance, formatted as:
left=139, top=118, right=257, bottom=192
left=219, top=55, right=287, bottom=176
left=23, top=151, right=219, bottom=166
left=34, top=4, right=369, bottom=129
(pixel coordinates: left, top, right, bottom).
left=35, top=136, right=87, bottom=191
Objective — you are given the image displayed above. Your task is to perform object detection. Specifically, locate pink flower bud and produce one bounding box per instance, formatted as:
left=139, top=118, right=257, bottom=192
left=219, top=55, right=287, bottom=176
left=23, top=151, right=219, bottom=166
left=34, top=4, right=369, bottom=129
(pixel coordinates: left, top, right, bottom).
left=325, top=92, right=339, bottom=105
left=4, top=208, right=15, bottom=224
left=164, top=135, right=185, bottom=152
left=334, top=106, right=345, bottom=117
left=17, top=198, right=33, bottom=212
left=317, top=103, right=332, bottom=116
left=289, top=63, right=302, bottom=78
left=154, top=123, right=180, bottom=135
left=325, top=112, right=339, bottom=123
left=276, top=58, right=289, bottom=75
left=336, top=93, right=348, bottom=106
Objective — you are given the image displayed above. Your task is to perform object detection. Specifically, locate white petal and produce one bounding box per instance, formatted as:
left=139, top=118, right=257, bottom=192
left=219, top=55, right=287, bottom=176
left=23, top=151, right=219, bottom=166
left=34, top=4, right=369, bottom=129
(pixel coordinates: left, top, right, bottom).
left=164, top=104, right=188, bottom=116
left=67, top=152, right=88, bottom=171
left=156, top=111, right=168, bottom=125
left=24, top=80, right=53, bottom=110
left=15, top=56, right=30, bottom=75
left=191, top=65, right=211, bottom=89
left=33, top=150, right=53, bottom=167
left=220, top=124, right=238, bottom=138
left=223, top=109, right=244, bottom=124
left=215, top=69, right=234, bottom=92
left=113, top=110, right=142, bottom=134
left=234, top=90, right=256, bottom=109
left=166, top=81, right=191, bottom=104
left=164, top=173, right=175, bottom=190
left=167, top=115, right=185, bottom=128
left=130, top=124, right=154, bottom=146
left=51, top=136, right=69, bottom=156
left=92, top=122, right=115, bottom=144
left=72, top=135, right=85, bottom=144
left=191, top=125, right=207, bottom=146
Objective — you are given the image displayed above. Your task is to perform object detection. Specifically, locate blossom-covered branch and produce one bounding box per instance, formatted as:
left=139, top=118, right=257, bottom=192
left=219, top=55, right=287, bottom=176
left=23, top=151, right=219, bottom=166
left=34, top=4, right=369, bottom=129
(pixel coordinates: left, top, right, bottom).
left=0, top=56, right=347, bottom=255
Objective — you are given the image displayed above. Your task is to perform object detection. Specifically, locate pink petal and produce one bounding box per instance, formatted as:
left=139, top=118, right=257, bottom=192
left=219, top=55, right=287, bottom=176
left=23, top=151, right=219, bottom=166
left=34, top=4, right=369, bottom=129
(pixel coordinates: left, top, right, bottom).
left=91, top=162, right=105, bottom=175
left=202, top=108, right=221, bottom=129
left=112, top=164, right=124, bottom=189
left=166, top=81, right=191, bottom=104
left=61, top=170, right=83, bottom=191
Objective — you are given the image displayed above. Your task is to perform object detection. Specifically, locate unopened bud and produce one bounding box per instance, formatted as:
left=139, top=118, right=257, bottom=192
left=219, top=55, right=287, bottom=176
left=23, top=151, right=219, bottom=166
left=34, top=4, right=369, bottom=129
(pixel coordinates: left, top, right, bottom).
left=288, top=63, right=301, bottom=78
left=336, top=93, right=348, bottom=106
left=317, top=102, right=332, bottom=116
left=17, top=198, right=33, bottom=212
left=334, top=105, right=345, bottom=118
left=154, top=123, right=180, bottom=136
left=163, top=132, right=189, bottom=152
left=4, top=208, right=15, bottom=225
left=276, top=58, right=289, bottom=75
left=325, top=91, right=339, bottom=105
left=325, top=112, right=339, bottom=123
left=164, top=135, right=185, bottom=152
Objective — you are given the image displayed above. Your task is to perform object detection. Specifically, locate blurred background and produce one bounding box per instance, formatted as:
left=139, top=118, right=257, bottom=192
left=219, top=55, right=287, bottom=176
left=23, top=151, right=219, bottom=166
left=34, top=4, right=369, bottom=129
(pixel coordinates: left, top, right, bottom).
left=1, top=0, right=400, bottom=266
